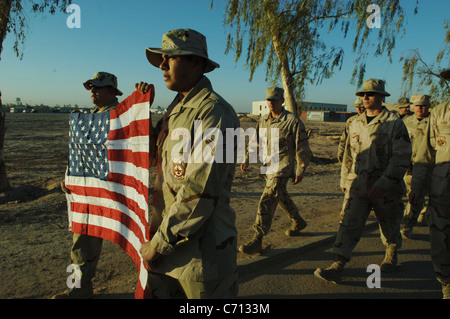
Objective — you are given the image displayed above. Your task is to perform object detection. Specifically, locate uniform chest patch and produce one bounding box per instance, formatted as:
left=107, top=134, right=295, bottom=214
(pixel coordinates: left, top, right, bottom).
left=173, top=162, right=185, bottom=180
left=437, top=136, right=447, bottom=147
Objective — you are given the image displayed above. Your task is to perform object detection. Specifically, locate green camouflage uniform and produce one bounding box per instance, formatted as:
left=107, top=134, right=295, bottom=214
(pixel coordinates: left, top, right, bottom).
left=148, top=76, right=240, bottom=297
left=245, top=108, right=312, bottom=235
left=402, top=113, right=429, bottom=228
left=411, top=100, right=450, bottom=286
left=335, top=106, right=411, bottom=261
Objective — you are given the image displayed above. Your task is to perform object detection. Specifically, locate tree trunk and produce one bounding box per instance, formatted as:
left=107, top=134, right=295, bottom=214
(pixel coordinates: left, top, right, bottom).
left=280, top=60, right=298, bottom=115
left=271, top=34, right=299, bottom=115
left=265, top=0, right=299, bottom=116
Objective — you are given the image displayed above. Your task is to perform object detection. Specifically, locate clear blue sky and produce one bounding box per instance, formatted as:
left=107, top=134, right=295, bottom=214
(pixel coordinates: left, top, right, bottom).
left=0, top=0, right=448, bottom=113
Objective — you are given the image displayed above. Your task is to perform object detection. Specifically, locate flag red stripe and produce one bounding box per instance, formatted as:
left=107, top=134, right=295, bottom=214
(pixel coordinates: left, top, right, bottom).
left=71, top=203, right=147, bottom=243
left=110, top=91, right=151, bottom=119
left=108, top=149, right=149, bottom=169
left=69, top=185, right=148, bottom=229
left=107, top=172, right=149, bottom=203
left=108, top=118, right=150, bottom=140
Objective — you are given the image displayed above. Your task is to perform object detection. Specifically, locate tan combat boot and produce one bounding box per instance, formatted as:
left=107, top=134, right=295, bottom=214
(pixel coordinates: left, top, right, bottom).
left=285, top=214, right=307, bottom=236
left=239, top=232, right=263, bottom=255
left=314, top=255, right=347, bottom=284
left=380, top=244, right=398, bottom=272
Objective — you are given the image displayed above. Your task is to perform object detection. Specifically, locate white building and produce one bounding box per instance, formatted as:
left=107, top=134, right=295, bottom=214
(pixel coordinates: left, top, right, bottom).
left=252, top=100, right=347, bottom=116
left=252, top=101, right=270, bottom=116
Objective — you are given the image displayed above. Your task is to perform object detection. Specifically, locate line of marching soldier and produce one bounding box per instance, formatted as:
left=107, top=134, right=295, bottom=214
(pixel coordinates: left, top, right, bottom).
left=314, top=70, right=450, bottom=299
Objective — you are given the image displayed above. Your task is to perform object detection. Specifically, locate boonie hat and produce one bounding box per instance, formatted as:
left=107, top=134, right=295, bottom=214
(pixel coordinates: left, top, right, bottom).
left=411, top=94, right=431, bottom=106
left=356, top=78, right=390, bottom=97
left=397, top=97, right=411, bottom=108
left=352, top=97, right=364, bottom=107
left=265, top=87, right=284, bottom=100
left=440, top=68, right=450, bottom=81
left=83, top=72, right=123, bottom=96
left=145, top=28, right=219, bottom=73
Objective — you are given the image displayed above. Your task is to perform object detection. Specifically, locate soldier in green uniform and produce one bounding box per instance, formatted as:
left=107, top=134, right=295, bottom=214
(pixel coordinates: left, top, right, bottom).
left=238, top=87, right=312, bottom=255
left=314, top=79, right=411, bottom=284
left=401, top=94, right=431, bottom=239
left=397, top=97, right=413, bottom=119
left=410, top=68, right=450, bottom=299
left=138, top=29, right=240, bottom=299
left=53, top=72, right=123, bottom=299
left=337, top=97, right=365, bottom=163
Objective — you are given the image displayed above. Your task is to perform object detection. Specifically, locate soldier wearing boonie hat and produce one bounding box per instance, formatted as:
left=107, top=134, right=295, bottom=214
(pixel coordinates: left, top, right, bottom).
left=53, top=71, right=123, bottom=299
left=396, top=97, right=413, bottom=119
left=239, top=87, right=312, bottom=255
left=337, top=97, right=365, bottom=163
left=83, top=71, right=123, bottom=113
left=352, top=96, right=365, bottom=114
left=410, top=68, right=450, bottom=298
left=315, top=78, right=411, bottom=284
left=83, top=72, right=123, bottom=95
left=145, top=28, right=220, bottom=73
left=265, top=87, right=284, bottom=100
left=401, top=94, right=431, bottom=239
left=137, top=28, right=240, bottom=299
left=355, top=78, right=391, bottom=97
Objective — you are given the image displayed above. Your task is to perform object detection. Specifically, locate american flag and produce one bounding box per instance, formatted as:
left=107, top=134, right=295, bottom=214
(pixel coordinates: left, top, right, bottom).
left=65, top=89, right=153, bottom=299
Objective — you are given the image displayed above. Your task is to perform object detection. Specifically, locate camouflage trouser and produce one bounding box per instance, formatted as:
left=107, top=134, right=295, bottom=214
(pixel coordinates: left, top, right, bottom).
left=403, top=174, right=427, bottom=227
left=428, top=198, right=450, bottom=285
left=253, top=176, right=299, bottom=235
left=70, top=233, right=103, bottom=287
left=146, top=271, right=238, bottom=299
left=333, top=187, right=403, bottom=261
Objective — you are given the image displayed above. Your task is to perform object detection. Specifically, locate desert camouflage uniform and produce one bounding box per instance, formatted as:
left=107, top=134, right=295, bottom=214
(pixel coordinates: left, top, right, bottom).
left=148, top=77, right=240, bottom=297
left=245, top=109, right=312, bottom=235
left=337, top=114, right=358, bottom=163
left=337, top=97, right=364, bottom=162
left=90, top=98, right=119, bottom=114
left=402, top=114, right=429, bottom=229
left=335, top=106, right=411, bottom=261
left=411, top=100, right=450, bottom=287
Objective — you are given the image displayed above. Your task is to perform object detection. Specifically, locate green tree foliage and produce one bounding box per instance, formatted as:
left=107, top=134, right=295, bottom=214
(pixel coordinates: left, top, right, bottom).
left=399, top=19, right=449, bottom=104
left=214, top=0, right=409, bottom=114
left=0, top=0, right=71, bottom=61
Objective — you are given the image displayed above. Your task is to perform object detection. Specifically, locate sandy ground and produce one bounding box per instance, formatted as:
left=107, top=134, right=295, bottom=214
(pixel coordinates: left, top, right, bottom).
left=0, top=112, right=349, bottom=299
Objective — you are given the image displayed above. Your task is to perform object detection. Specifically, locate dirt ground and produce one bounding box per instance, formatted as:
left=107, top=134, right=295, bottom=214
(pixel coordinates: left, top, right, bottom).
left=0, top=112, right=349, bottom=299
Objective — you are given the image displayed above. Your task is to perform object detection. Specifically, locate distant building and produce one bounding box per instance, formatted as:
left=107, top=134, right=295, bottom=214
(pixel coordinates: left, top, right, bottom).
left=305, top=111, right=352, bottom=122
left=10, top=106, right=27, bottom=113
left=251, top=100, right=349, bottom=121
left=252, top=101, right=270, bottom=116
left=300, top=101, right=347, bottom=113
